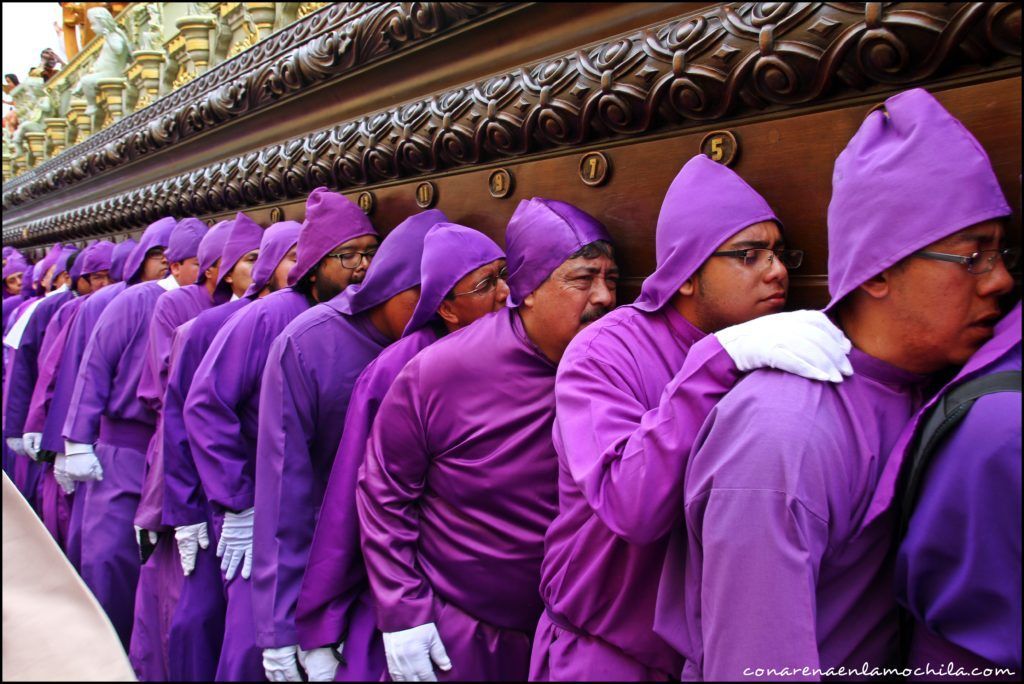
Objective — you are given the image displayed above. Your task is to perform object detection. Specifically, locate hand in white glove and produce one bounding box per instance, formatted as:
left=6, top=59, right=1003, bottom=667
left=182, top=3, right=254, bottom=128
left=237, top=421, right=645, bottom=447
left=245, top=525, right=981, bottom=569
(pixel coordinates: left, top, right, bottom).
left=6, top=437, right=26, bottom=457
left=175, top=522, right=209, bottom=576
left=263, top=645, right=303, bottom=682
left=715, top=309, right=853, bottom=383
left=55, top=441, right=103, bottom=495
left=217, top=506, right=253, bottom=580
left=383, top=622, right=452, bottom=682
left=301, top=643, right=344, bottom=681
left=22, top=432, right=43, bottom=460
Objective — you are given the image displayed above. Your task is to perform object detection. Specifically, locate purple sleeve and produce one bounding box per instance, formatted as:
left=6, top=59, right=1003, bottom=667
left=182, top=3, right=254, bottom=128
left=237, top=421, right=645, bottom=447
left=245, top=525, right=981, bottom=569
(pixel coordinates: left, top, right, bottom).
left=253, top=333, right=319, bottom=648
left=138, top=297, right=175, bottom=414
left=684, top=406, right=836, bottom=679
left=356, top=361, right=436, bottom=633
left=297, top=371, right=381, bottom=649
left=62, top=298, right=132, bottom=443
left=184, top=312, right=266, bottom=513
left=557, top=335, right=740, bottom=544
left=4, top=309, right=48, bottom=435
left=42, top=307, right=91, bottom=452
left=896, top=390, right=1022, bottom=669
left=24, top=309, right=71, bottom=433
left=162, top=328, right=208, bottom=527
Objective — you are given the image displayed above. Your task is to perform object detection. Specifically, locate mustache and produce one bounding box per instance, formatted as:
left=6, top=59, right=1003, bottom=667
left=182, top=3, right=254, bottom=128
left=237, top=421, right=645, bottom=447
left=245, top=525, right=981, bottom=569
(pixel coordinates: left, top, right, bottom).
left=580, top=306, right=611, bottom=324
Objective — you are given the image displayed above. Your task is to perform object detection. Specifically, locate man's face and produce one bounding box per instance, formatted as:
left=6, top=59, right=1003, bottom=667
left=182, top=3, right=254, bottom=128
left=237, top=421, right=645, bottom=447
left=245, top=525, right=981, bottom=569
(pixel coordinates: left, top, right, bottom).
left=75, top=275, right=92, bottom=296
left=439, top=258, right=509, bottom=330
left=881, top=220, right=1014, bottom=373
left=522, top=249, right=618, bottom=362
left=312, top=235, right=378, bottom=302
left=87, top=270, right=110, bottom=291
left=4, top=272, right=21, bottom=294
left=141, top=247, right=168, bottom=281
left=225, top=250, right=258, bottom=298
left=269, top=246, right=298, bottom=293
left=677, top=221, right=790, bottom=333
left=53, top=271, right=70, bottom=290
left=376, top=287, right=421, bottom=340
left=171, top=257, right=201, bottom=287
left=41, top=50, right=57, bottom=67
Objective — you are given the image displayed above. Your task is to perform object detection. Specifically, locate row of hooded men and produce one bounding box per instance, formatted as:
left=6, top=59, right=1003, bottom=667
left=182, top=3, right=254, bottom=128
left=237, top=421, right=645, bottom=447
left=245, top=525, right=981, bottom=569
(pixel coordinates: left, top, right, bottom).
left=1, top=86, right=1019, bottom=682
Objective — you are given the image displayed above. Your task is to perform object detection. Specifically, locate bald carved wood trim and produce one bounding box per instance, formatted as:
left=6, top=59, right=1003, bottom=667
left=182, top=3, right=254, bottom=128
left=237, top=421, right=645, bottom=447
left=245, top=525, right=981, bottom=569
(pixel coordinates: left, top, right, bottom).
left=4, top=1, right=1021, bottom=246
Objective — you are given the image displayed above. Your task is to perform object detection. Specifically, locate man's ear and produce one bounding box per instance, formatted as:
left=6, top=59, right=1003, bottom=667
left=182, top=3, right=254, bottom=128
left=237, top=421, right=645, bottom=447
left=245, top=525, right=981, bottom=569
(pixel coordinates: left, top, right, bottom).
left=522, top=291, right=536, bottom=310
left=677, top=276, right=696, bottom=297
left=170, top=261, right=183, bottom=277
left=857, top=271, right=890, bottom=300
left=437, top=299, right=460, bottom=327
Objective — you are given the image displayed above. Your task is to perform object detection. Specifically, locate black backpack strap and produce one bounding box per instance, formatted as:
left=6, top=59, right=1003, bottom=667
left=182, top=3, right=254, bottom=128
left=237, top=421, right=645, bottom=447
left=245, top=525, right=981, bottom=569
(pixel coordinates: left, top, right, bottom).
left=895, top=369, right=1021, bottom=667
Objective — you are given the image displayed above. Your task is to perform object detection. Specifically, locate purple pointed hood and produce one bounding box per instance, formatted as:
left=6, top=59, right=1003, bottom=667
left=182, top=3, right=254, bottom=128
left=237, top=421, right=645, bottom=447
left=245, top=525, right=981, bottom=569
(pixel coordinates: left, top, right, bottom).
left=287, top=187, right=379, bottom=287
left=53, top=246, right=78, bottom=278
left=334, top=209, right=447, bottom=315
left=634, top=154, right=780, bottom=312
left=69, top=244, right=91, bottom=283
left=78, top=240, right=116, bottom=278
left=35, top=243, right=65, bottom=285
left=110, top=238, right=137, bottom=282
left=124, top=218, right=176, bottom=284
left=3, top=256, right=29, bottom=281
left=216, top=213, right=264, bottom=290
left=505, top=197, right=612, bottom=307
left=166, top=217, right=210, bottom=264
left=403, top=222, right=506, bottom=336
left=826, top=88, right=1011, bottom=311
left=196, top=219, right=233, bottom=283
left=244, top=220, right=302, bottom=298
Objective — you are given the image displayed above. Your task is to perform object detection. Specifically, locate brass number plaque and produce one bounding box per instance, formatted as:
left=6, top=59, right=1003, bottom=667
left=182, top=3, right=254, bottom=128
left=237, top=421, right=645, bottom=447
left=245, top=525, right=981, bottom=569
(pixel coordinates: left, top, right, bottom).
left=488, top=169, right=514, bottom=198
left=270, top=207, right=284, bottom=222
left=579, top=152, right=610, bottom=187
left=415, top=181, right=437, bottom=208
left=699, top=131, right=739, bottom=166
left=357, top=191, right=376, bottom=215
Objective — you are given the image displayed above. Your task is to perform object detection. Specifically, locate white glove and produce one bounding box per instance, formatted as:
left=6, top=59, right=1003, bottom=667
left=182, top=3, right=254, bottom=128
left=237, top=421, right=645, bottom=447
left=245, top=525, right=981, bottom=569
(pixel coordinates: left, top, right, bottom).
left=175, top=522, right=210, bottom=576
left=217, top=506, right=254, bottom=580
left=715, top=309, right=853, bottom=383
left=23, top=432, right=43, bottom=460
left=301, top=644, right=344, bottom=681
left=55, top=441, right=104, bottom=495
left=6, top=437, right=26, bottom=457
left=383, top=622, right=452, bottom=682
left=134, top=524, right=158, bottom=546
left=263, top=645, right=303, bottom=682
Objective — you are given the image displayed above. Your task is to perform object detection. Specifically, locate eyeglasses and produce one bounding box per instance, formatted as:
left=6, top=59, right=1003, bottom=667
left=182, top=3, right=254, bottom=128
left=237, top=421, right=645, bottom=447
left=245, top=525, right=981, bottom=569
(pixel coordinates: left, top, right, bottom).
left=710, top=248, right=804, bottom=270
left=453, top=266, right=509, bottom=297
left=912, top=247, right=1020, bottom=275
left=326, top=247, right=378, bottom=270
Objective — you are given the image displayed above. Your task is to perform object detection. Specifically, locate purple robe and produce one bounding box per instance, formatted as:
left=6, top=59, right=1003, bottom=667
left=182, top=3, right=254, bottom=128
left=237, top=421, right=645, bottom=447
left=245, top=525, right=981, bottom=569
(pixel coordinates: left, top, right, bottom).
left=653, top=349, right=929, bottom=679
left=253, top=208, right=444, bottom=656
left=894, top=303, right=1022, bottom=672
left=185, top=287, right=310, bottom=681
left=357, top=309, right=557, bottom=680
left=61, top=279, right=170, bottom=648
left=534, top=309, right=739, bottom=680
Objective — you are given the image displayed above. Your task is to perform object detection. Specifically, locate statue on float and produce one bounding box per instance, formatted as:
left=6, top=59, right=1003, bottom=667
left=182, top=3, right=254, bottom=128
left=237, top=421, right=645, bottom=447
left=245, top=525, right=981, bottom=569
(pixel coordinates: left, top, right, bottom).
left=73, top=7, right=131, bottom=115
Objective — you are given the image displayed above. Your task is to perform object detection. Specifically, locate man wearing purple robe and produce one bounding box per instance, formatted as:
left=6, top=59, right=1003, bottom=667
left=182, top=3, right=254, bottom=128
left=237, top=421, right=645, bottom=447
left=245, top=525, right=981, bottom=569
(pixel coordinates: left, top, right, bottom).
left=255, top=206, right=446, bottom=682
left=4, top=244, right=76, bottom=512
left=128, top=217, right=224, bottom=682
left=55, top=216, right=189, bottom=648
left=295, top=221, right=506, bottom=681
left=532, top=156, right=853, bottom=681
left=357, top=198, right=618, bottom=682
left=893, top=302, right=1021, bottom=676
left=186, top=187, right=378, bottom=681
left=23, top=242, right=115, bottom=546
left=165, top=216, right=296, bottom=683
left=653, top=88, right=1015, bottom=679
left=47, top=237, right=134, bottom=572
left=2, top=256, right=32, bottom=480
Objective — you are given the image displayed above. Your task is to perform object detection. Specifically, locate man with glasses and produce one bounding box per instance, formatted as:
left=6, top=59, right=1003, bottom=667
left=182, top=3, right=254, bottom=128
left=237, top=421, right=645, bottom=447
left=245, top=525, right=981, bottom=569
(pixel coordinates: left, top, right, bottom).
left=653, top=88, right=1015, bottom=679
left=254, top=207, right=446, bottom=681
left=357, top=198, right=617, bottom=681
left=184, top=187, right=378, bottom=681
left=532, top=155, right=852, bottom=681
left=296, top=222, right=507, bottom=680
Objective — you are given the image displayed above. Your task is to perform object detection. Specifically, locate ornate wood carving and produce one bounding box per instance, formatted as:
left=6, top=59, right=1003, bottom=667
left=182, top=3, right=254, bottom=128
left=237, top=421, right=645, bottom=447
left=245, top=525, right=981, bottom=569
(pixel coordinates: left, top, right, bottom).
left=5, top=1, right=1021, bottom=246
